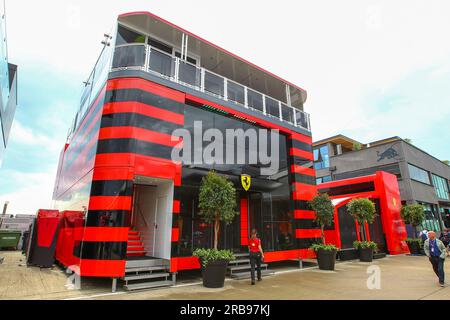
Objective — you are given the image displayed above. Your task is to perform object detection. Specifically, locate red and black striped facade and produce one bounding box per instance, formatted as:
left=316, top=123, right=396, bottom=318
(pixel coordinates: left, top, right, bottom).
left=52, top=75, right=319, bottom=277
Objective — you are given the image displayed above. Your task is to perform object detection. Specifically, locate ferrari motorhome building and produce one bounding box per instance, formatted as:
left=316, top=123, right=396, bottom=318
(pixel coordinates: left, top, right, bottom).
left=49, top=12, right=407, bottom=289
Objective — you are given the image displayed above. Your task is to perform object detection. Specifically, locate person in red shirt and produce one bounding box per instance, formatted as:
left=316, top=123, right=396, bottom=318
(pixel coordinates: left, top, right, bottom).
left=248, top=229, right=265, bottom=285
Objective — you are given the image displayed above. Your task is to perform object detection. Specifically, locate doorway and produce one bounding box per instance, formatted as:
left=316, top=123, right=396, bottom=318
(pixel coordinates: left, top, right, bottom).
left=132, top=177, right=174, bottom=260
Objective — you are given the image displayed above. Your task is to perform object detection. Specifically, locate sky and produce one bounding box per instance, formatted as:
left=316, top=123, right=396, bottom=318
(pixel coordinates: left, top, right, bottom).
left=0, top=0, right=449, bottom=215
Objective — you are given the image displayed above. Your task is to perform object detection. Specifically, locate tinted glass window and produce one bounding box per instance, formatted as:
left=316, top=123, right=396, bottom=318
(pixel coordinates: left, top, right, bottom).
left=408, top=164, right=430, bottom=184
left=116, top=25, right=145, bottom=45
left=149, top=38, right=172, bottom=54
left=265, top=97, right=280, bottom=118
left=314, top=146, right=329, bottom=170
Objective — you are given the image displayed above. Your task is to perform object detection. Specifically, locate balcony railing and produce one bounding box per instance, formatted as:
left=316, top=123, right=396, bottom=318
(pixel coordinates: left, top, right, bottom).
left=111, top=43, right=311, bottom=131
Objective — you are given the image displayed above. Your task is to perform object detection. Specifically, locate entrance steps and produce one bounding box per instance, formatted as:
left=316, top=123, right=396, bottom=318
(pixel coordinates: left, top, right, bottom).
left=227, top=252, right=274, bottom=280
left=126, top=230, right=147, bottom=257
left=123, top=257, right=174, bottom=291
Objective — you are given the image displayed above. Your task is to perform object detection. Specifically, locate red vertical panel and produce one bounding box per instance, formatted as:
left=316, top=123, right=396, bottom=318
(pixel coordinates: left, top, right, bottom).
left=240, top=198, right=249, bottom=246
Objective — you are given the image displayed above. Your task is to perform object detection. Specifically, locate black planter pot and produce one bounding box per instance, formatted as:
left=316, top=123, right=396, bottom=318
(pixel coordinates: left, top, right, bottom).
left=202, top=259, right=229, bottom=288
left=317, top=249, right=337, bottom=270
left=359, top=248, right=374, bottom=262
left=407, top=241, right=420, bottom=255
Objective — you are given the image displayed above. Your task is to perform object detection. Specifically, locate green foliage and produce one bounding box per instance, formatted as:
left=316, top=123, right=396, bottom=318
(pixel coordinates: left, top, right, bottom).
left=309, top=193, right=335, bottom=244
left=401, top=204, right=425, bottom=227
left=193, top=248, right=235, bottom=268
left=352, top=142, right=362, bottom=151
left=443, top=160, right=450, bottom=166
left=198, top=171, right=239, bottom=249
left=353, top=241, right=378, bottom=250
left=406, top=238, right=423, bottom=249
left=310, top=243, right=338, bottom=252
left=404, top=138, right=412, bottom=144
left=347, top=198, right=377, bottom=225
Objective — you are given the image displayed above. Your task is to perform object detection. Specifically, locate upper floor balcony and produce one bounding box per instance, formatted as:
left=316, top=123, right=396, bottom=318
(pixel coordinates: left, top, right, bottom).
left=112, top=12, right=310, bottom=131
left=69, top=12, right=311, bottom=142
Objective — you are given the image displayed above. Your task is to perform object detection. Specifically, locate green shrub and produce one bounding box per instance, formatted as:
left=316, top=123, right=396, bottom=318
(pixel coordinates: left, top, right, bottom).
left=310, top=244, right=338, bottom=252
left=193, top=248, right=235, bottom=268
left=353, top=241, right=378, bottom=250
left=406, top=238, right=423, bottom=248
left=347, top=198, right=377, bottom=241
left=401, top=204, right=425, bottom=230
left=309, top=193, right=335, bottom=244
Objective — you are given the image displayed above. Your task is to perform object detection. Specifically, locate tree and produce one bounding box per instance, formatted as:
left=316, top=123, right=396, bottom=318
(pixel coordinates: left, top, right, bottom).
left=352, top=142, right=362, bottom=151
left=401, top=204, right=425, bottom=238
left=198, top=171, right=239, bottom=250
left=347, top=198, right=377, bottom=241
left=442, top=160, right=450, bottom=166
left=404, top=138, right=412, bottom=144
left=309, top=193, right=335, bottom=244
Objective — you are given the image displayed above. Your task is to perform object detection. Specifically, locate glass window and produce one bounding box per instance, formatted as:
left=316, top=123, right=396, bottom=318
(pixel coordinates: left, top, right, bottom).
left=116, top=25, right=145, bottom=45
left=408, top=164, right=430, bottom=185
left=265, top=97, right=280, bottom=118
left=149, top=38, right=172, bottom=55
left=295, top=110, right=309, bottom=129
left=419, top=202, right=441, bottom=233
left=314, top=146, right=330, bottom=170
left=432, top=174, right=449, bottom=200
left=227, top=81, right=245, bottom=105
left=204, top=71, right=224, bottom=97
left=174, top=51, right=197, bottom=65
left=316, top=175, right=332, bottom=184
left=247, top=89, right=264, bottom=112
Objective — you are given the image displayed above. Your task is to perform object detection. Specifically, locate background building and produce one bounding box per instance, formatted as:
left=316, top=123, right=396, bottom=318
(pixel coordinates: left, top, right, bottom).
left=0, top=0, right=18, bottom=167
left=313, top=135, right=450, bottom=234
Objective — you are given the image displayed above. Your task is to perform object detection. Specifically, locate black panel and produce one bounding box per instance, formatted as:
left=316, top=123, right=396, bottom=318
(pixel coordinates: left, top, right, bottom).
left=294, top=173, right=316, bottom=185
left=291, top=156, right=314, bottom=168
left=318, top=182, right=375, bottom=197
left=338, top=206, right=358, bottom=249
left=100, top=113, right=182, bottom=135
left=295, top=219, right=319, bottom=229
left=297, top=238, right=321, bottom=249
left=294, top=200, right=311, bottom=211
left=85, top=210, right=131, bottom=227
left=291, top=139, right=313, bottom=153
left=76, top=241, right=127, bottom=260
left=105, top=89, right=185, bottom=115
left=90, top=180, right=134, bottom=197
left=334, top=163, right=401, bottom=181
left=96, top=138, right=178, bottom=160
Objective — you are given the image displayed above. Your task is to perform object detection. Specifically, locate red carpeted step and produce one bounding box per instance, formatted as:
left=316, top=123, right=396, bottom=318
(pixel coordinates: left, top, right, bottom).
left=127, top=241, right=143, bottom=246
left=128, top=231, right=140, bottom=236
left=128, top=236, right=141, bottom=241
left=127, top=246, right=145, bottom=252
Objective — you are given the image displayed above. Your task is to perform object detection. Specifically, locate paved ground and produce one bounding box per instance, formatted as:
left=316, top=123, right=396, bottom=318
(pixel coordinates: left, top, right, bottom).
left=1, top=251, right=450, bottom=300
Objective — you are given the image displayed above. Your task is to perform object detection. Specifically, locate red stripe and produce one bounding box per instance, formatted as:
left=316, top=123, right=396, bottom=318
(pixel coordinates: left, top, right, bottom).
left=88, top=196, right=132, bottom=211
left=240, top=198, right=249, bottom=246
left=264, top=249, right=315, bottom=263
left=291, top=165, right=315, bottom=177
left=292, top=183, right=317, bottom=201
left=107, top=77, right=185, bottom=103
left=78, top=227, right=129, bottom=242
left=93, top=167, right=134, bottom=181
left=103, top=101, right=184, bottom=125
left=290, top=148, right=314, bottom=160
left=290, top=133, right=313, bottom=145
left=296, top=229, right=322, bottom=239
left=170, top=257, right=201, bottom=272
left=171, top=228, right=180, bottom=242
left=294, top=210, right=316, bottom=219
left=79, top=259, right=126, bottom=277
left=173, top=200, right=180, bottom=214
left=98, top=126, right=182, bottom=147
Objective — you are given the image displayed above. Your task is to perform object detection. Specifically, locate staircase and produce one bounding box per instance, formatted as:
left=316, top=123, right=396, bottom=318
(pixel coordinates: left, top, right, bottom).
left=227, top=253, right=274, bottom=280
left=122, top=229, right=174, bottom=291
left=127, top=230, right=147, bottom=257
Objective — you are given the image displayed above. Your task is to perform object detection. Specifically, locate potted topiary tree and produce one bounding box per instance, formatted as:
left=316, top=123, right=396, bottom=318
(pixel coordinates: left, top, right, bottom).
left=309, top=193, right=337, bottom=270
left=401, top=203, right=425, bottom=255
left=193, top=171, right=238, bottom=288
left=347, top=198, right=378, bottom=262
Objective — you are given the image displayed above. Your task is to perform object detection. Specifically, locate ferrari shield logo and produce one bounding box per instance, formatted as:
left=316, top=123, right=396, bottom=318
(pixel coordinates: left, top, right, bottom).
left=241, top=175, right=251, bottom=191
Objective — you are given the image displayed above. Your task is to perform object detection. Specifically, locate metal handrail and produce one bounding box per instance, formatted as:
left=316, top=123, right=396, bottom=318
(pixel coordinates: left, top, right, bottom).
left=110, top=43, right=311, bottom=131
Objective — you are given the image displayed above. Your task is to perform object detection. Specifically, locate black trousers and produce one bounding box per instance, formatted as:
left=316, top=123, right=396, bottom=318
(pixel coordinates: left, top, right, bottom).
left=429, top=256, right=445, bottom=283
left=250, top=252, right=262, bottom=281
